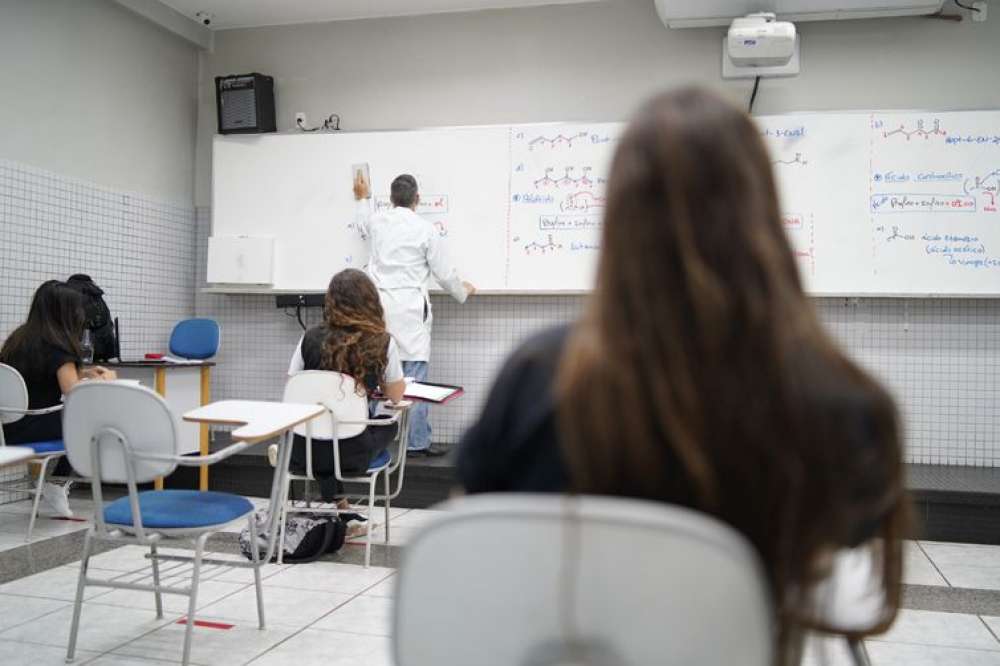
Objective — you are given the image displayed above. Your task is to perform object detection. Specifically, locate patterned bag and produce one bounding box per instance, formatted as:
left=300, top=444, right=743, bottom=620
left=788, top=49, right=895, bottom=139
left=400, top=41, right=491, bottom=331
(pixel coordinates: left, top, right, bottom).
left=239, top=509, right=352, bottom=563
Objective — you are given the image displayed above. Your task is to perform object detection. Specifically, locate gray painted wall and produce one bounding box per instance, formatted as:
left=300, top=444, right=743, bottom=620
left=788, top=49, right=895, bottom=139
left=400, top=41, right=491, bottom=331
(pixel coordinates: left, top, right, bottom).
left=0, top=0, right=199, bottom=206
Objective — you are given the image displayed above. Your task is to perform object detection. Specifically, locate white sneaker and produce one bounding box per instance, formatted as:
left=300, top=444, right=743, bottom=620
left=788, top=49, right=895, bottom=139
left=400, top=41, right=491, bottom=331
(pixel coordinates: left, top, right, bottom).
left=267, top=444, right=278, bottom=468
left=41, top=481, right=73, bottom=518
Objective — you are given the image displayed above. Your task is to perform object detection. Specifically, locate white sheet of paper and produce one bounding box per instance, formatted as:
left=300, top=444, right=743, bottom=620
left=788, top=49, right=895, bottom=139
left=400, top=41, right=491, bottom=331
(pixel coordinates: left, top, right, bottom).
left=403, top=382, right=458, bottom=402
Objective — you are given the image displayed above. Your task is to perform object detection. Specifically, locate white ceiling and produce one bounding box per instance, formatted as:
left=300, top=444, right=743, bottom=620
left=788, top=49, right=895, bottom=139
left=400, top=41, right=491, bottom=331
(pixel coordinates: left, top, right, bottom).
left=159, top=0, right=602, bottom=30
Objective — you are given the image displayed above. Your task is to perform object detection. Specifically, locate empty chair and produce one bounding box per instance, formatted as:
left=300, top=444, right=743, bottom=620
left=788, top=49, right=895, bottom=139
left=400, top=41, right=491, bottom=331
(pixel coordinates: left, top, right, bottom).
left=169, top=318, right=220, bottom=360
left=62, top=382, right=266, bottom=666
left=394, top=494, right=773, bottom=666
left=0, top=363, right=70, bottom=541
left=280, top=370, right=410, bottom=567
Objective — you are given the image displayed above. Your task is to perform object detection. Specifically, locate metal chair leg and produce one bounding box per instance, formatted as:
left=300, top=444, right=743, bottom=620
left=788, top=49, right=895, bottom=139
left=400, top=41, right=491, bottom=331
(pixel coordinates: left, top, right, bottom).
left=181, top=533, right=210, bottom=666
left=27, top=456, right=54, bottom=542
left=66, top=529, right=94, bottom=662
left=249, top=515, right=266, bottom=630
left=847, top=638, right=869, bottom=666
left=384, top=471, right=391, bottom=545
left=277, top=476, right=291, bottom=565
left=150, top=542, right=164, bottom=618
left=364, top=475, right=377, bottom=568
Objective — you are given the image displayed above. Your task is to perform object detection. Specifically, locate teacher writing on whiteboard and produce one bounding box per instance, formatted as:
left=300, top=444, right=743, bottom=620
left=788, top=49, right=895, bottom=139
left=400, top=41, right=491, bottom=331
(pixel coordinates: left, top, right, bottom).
left=354, top=173, right=476, bottom=457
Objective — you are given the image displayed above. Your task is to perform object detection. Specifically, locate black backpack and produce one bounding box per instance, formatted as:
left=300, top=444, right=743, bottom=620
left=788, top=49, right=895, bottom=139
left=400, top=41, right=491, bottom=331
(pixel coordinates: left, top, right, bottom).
left=65, top=274, right=119, bottom=361
left=239, top=510, right=354, bottom=563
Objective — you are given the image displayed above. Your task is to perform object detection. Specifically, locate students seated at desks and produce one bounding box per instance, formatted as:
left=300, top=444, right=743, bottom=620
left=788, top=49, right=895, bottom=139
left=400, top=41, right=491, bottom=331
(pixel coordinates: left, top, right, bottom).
left=457, top=87, right=910, bottom=663
left=0, top=280, right=117, bottom=516
left=281, top=269, right=405, bottom=506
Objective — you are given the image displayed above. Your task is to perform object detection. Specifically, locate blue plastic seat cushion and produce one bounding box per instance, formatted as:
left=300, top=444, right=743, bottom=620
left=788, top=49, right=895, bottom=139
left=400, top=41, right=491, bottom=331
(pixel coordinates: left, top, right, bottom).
left=169, top=318, right=220, bottom=360
left=104, top=490, right=253, bottom=529
left=23, top=440, right=65, bottom=455
left=367, top=449, right=391, bottom=472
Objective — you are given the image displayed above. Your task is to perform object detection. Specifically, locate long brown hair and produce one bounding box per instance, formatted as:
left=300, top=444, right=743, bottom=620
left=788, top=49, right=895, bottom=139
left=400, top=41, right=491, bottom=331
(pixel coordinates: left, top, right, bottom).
left=320, top=269, right=390, bottom=395
left=1, top=280, right=85, bottom=370
left=556, top=87, right=909, bottom=662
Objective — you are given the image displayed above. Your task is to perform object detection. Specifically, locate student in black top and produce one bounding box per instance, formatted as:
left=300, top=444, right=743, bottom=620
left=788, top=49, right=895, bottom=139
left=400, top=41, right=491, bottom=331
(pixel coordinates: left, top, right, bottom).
left=283, top=269, right=406, bottom=505
left=457, top=87, right=910, bottom=665
left=1, top=280, right=117, bottom=516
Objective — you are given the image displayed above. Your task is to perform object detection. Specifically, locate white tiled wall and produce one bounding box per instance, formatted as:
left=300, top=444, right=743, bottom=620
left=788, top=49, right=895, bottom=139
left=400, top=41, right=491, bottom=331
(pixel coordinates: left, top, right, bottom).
left=195, top=207, right=1000, bottom=467
left=1, top=159, right=196, bottom=357
left=0, top=160, right=196, bottom=497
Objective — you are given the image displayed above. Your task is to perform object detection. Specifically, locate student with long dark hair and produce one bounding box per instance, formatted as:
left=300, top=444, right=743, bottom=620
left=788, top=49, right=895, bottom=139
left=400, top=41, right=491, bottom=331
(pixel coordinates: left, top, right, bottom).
left=283, top=269, right=406, bottom=505
left=457, top=87, right=910, bottom=663
left=1, top=280, right=116, bottom=516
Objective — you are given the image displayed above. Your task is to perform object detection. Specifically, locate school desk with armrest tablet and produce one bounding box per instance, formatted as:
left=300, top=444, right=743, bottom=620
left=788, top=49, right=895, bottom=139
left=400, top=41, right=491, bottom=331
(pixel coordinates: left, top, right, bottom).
left=101, top=360, right=215, bottom=490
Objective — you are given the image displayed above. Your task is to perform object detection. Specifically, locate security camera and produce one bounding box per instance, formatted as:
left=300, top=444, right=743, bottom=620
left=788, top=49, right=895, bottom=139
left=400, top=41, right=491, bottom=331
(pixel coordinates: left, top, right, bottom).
left=195, top=11, right=214, bottom=26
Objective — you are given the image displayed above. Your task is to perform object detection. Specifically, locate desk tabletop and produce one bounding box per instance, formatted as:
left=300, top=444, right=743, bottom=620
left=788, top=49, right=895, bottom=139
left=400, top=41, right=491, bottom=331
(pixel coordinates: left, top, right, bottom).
left=183, top=400, right=324, bottom=444
left=99, top=360, right=217, bottom=368
left=0, top=447, right=36, bottom=468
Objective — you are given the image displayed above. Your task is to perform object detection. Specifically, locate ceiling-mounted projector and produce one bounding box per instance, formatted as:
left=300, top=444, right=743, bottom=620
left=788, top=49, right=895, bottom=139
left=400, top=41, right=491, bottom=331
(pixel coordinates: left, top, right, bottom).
left=723, top=13, right=800, bottom=79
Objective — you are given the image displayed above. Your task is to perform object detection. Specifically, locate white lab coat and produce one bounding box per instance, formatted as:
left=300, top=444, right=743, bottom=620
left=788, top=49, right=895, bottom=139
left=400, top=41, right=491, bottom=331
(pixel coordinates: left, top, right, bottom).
left=356, top=201, right=468, bottom=361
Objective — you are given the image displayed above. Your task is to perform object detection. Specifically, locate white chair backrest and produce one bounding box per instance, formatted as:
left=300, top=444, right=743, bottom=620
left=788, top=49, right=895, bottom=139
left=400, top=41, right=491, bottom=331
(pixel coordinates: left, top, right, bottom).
left=283, top=371, right=368, bottom=440
left=63, top=382, right=179, bottom=482
left=395, top=494, right=774, bottom=666
left=0, top=364, right=29, bottom=426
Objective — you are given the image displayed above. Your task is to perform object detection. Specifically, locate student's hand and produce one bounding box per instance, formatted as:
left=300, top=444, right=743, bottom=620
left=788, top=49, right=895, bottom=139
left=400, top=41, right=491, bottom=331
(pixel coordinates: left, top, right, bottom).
left=86, top=367, right=117, bottom=381
left=463, top=281, right=477, bottom=296
left=353, top=173, right=370, bottom=200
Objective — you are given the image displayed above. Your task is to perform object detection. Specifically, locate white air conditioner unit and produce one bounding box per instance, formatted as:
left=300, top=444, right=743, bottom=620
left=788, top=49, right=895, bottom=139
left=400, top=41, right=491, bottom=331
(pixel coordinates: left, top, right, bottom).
left=655, top=0, right=945, bottom=28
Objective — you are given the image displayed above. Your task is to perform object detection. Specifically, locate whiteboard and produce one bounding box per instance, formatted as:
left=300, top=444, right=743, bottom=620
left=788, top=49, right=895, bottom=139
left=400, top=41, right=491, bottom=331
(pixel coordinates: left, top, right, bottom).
left=211, top=110, right=1000, bottom=295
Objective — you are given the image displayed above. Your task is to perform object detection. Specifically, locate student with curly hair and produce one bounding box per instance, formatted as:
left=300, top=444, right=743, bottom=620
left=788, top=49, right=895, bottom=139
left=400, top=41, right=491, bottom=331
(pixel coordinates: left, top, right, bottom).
left=285, top=269, right=406, bottom=503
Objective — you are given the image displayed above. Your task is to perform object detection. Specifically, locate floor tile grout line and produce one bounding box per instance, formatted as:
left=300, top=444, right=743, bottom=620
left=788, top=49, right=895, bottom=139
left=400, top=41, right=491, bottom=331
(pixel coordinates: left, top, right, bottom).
left=917, top=540, right=953, bottom=588
left=866, top=635, right=1000, bottom=652
left=240, top=568, right=395, bottom=665
left=980, top=615, right=1000, bottom=646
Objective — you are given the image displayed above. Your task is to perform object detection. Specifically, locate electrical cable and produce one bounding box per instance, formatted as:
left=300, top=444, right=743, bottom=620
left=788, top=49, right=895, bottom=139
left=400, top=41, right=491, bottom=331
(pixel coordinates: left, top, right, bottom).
left=296, top=118, right=320, bottom=132
left=748, top=76, right=761, bottom=114
left=954, top=0, right=981, bottom=12
left=295, top=303, right=306, bottom=331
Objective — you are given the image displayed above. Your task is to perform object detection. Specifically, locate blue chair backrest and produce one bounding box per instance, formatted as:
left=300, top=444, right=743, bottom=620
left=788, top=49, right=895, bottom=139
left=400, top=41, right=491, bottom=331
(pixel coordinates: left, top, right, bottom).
left=169, top=318, right=220, bottom=359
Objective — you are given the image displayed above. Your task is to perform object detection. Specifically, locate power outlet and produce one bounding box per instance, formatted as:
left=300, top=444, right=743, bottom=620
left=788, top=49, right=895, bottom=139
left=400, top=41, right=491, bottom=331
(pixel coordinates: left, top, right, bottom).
left=294, top=112, right=307, bottom=129
left=972, top=1, right=987, bottom=22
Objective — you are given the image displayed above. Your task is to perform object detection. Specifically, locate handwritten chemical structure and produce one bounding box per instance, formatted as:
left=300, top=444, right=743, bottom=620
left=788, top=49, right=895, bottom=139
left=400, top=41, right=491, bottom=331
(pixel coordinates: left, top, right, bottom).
left=526, top=132, right=589, bottom=151
left=560, top=191, right=607, bottom=212
left=884, top=226, right=915, bottom=242
left=524, top=234, right=562, bottom=255
left=533, top=166, right=594, bottom=189
left=432, top=221, right=448, bottom=237
left=882, top=119, right=947, bottom=141
left=772, top=152, right=808, bottom=167
left=964, top=169, right=999, bottom=211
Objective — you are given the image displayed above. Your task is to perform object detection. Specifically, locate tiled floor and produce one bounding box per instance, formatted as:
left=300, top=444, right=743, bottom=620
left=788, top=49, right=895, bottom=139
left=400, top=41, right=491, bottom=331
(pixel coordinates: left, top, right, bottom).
left=4, top=497, right=1000, bottom=664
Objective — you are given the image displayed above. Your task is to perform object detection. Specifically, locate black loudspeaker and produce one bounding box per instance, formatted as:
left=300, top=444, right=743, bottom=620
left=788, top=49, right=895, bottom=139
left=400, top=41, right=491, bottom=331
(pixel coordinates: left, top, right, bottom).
left=215, top=73, right=276, bottom=134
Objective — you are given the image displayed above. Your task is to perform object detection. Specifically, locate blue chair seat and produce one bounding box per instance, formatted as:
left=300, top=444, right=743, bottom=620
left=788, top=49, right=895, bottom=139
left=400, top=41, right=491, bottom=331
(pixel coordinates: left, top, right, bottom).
left=367, top=449, right=391, bottom=472
left=104, top=490, right=253, bottom=529
left=22, top=439, right=65, bottom=455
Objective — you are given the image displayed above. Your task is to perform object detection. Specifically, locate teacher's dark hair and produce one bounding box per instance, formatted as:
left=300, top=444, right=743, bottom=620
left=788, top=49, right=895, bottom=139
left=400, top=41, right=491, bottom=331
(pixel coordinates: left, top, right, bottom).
left=556, top=87, right=909, bottom=664
left=1, top=280, right=86, bottom=368
left=390, top=174, right=419, bottom=208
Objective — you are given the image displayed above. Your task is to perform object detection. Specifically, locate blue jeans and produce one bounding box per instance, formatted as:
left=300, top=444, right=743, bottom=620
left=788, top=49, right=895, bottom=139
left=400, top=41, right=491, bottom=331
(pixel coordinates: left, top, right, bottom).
left=402, top=360, right=431, bottom=451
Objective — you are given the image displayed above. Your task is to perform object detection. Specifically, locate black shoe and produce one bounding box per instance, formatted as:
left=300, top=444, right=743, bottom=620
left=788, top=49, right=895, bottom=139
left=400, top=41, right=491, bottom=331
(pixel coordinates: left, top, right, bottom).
left=408, top=445, right=449, bottom=458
